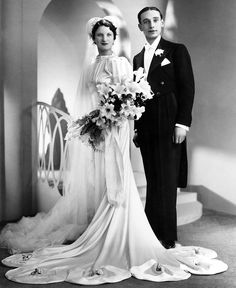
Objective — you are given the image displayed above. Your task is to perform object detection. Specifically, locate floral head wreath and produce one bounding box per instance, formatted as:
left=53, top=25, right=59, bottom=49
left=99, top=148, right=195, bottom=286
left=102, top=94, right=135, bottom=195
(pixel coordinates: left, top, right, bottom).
left=86, top=16, right=119, bottom=39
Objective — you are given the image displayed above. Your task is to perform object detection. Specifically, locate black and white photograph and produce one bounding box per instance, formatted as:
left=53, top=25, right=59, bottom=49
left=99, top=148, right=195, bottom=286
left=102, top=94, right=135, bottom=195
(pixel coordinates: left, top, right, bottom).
left=0, top=0, right=235, bottom=287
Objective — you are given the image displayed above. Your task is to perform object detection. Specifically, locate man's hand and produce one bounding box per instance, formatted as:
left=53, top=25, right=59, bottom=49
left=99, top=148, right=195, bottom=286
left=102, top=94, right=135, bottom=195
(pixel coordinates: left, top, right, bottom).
left=133, top=131, right=140, bottom=147
left=173, top=127, right=187, bottom=144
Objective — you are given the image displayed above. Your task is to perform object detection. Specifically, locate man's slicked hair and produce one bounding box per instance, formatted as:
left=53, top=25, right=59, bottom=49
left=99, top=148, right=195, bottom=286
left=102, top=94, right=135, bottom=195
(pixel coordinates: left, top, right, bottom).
left=137, top=7, right=163, bottom=23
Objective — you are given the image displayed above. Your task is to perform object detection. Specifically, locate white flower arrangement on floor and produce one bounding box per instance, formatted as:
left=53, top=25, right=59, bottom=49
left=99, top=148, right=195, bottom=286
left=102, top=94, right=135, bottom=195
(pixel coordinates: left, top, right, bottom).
left=65, top=67, right=153, bottom=150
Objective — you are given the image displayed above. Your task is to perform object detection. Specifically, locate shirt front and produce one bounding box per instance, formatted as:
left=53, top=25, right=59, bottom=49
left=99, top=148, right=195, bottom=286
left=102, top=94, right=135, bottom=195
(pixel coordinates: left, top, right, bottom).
left=144, top=35, right=161, bottom=73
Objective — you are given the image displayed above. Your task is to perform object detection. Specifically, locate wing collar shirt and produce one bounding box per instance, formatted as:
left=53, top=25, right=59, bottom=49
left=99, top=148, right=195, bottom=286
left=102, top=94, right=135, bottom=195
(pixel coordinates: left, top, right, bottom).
left=144, top=35, right=161, bottom=74
left=144, top=36, right=189, bottom=131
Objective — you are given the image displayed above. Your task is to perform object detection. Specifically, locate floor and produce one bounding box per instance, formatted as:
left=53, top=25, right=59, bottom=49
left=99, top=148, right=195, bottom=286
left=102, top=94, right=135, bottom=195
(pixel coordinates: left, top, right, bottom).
left=0, top=209, right=235, bottom=288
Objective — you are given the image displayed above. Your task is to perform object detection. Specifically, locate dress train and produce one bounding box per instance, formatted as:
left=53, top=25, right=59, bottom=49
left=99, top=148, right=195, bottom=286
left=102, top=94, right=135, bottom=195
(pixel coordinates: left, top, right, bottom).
left=2, top=122, right=228, bottom=285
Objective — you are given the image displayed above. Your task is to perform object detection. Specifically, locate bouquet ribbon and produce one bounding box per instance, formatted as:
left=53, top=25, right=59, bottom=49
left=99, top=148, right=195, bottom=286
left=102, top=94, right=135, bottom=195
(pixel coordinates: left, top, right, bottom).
left=105, top=129, right=124, bottom=206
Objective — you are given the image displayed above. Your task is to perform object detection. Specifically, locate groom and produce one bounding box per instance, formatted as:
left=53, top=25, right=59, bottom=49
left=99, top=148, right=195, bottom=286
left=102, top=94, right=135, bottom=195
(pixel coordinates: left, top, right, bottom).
left=133, top=7, right=194, bottom=249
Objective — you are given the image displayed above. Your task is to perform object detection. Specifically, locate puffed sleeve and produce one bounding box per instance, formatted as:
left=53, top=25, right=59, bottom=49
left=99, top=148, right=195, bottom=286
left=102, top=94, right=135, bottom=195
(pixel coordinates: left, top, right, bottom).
left=110, top=56, right=133, bottom=83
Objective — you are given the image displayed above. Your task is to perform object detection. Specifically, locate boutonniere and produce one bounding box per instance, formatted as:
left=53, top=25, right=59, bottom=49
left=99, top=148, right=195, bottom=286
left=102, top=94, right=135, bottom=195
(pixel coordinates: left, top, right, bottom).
left=155, top=49, right=164, bottom=57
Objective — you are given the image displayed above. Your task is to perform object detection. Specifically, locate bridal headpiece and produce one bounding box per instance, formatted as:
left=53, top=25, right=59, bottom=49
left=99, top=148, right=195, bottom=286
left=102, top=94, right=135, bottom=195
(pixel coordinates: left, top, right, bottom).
left=86, top=16, right=119, bottom=38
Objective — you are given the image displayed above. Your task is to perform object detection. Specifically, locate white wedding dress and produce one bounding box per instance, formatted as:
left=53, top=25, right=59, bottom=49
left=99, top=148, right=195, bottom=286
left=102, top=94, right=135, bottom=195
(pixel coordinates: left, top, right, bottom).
left=1, top=55, right=227, bottom=285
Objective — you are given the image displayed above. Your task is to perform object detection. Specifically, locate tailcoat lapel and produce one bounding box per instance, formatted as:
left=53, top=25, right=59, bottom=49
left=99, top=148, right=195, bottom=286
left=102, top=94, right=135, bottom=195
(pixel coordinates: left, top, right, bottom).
left=135, top=48, right=145, bottom=70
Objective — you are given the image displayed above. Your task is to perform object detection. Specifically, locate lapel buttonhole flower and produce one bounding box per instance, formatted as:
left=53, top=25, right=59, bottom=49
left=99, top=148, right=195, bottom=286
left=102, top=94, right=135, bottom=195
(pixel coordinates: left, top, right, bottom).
left=155, top=49, right=164, bottom=57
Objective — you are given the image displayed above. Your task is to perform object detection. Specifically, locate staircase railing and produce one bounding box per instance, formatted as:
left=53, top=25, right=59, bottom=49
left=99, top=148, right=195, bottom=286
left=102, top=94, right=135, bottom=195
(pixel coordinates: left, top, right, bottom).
left=37, top=101, right=71, bottom=194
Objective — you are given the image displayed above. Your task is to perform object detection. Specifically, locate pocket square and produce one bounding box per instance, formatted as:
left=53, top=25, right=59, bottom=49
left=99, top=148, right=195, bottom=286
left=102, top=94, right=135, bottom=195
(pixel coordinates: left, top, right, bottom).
left=161, top=58, right=171, bottom=66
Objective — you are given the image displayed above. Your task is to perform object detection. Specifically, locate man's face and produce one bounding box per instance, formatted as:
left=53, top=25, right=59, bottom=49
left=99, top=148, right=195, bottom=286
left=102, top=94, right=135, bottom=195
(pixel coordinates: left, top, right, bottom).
left=138, top=10, right=164, bottom=44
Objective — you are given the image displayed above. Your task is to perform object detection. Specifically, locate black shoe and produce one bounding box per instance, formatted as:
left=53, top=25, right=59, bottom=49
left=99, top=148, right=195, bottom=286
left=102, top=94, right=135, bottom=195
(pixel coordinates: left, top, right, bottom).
left=161, top=240, right=176, bottom=249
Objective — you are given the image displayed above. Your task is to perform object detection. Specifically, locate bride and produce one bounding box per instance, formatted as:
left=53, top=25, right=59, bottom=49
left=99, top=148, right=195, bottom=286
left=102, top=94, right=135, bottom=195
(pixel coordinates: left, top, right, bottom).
left=1, top=16, right=227, bottom=285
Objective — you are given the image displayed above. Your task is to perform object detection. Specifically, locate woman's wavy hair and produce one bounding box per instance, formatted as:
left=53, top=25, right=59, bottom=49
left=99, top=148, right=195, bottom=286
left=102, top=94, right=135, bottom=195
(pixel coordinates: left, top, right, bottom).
left=91, top=19, right=117, bottom=40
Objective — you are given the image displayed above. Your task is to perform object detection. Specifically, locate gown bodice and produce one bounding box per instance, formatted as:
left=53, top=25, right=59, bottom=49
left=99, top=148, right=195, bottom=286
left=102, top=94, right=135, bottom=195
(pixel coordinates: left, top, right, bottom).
left=90, top=54, right=132, bottom=84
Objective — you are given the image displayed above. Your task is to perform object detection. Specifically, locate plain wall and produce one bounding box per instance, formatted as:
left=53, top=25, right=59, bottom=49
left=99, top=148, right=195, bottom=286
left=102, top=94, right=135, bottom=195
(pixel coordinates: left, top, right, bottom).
left=3, top=0, right=26, bottom=220
left=0, top=0, right=5, bottom=220
left=1, top=0, right=51, bottom=220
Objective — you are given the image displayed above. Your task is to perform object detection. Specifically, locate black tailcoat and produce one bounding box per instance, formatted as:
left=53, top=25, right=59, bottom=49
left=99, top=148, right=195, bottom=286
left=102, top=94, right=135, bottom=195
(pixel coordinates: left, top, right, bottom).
left=133, top=37, right=194, bottom=241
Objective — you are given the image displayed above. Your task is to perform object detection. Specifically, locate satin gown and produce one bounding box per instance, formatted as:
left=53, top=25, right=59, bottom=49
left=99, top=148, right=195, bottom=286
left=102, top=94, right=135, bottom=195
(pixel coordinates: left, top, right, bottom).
left=1, top=55, right=227, bottom=285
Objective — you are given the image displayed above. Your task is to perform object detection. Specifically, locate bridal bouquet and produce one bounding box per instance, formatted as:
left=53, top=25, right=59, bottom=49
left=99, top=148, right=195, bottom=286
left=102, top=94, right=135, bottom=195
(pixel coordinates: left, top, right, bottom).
left=65, top=67, right=153, bottom=150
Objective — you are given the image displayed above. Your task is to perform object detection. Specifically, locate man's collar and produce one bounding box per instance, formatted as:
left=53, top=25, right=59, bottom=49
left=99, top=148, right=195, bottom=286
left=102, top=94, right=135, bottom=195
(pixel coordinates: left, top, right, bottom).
left=144, top=35, right=161, bottom=50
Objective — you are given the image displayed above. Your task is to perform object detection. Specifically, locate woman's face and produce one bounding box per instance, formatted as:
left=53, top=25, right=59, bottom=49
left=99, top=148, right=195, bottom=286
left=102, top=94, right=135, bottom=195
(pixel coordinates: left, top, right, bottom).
left=94, top=25, right=115, bottom=55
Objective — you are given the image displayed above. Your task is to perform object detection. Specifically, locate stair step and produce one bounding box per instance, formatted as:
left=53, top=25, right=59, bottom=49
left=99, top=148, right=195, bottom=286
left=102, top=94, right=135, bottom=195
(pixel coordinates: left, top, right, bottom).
left=134, top=172, right=198, bottom=203
left=137, top=186, right=146, bottom=200
left=134, top=171, right=146, bottom=188
left=135, top=175, right=203, bottom=227
left=177, top=201, right=203, bottom=226
left=177, top=191, right=197, bottom=204
left=138, top=193, right=202, bottom=226
left=137, top=188, right=199, bottom=205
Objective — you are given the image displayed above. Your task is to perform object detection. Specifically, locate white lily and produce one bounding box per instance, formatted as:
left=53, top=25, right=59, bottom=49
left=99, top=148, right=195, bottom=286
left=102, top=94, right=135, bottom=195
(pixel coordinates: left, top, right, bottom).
left=133, top=67, right=147, bottom=82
